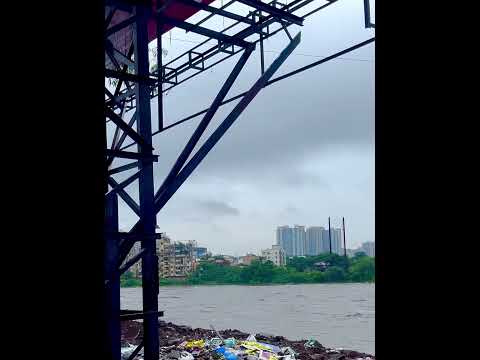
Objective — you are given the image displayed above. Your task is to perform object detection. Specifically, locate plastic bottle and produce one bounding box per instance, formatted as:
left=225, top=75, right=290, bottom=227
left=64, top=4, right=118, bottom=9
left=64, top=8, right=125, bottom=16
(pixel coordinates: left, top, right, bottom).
left=215, top=346, right=238, bottom=360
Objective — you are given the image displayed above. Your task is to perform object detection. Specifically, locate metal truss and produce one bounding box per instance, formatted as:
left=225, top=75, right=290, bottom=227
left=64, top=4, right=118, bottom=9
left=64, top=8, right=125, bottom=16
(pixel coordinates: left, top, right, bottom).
left=104, top=1, right=374, bottom=359
left=104, top=1, right=304, bottom=359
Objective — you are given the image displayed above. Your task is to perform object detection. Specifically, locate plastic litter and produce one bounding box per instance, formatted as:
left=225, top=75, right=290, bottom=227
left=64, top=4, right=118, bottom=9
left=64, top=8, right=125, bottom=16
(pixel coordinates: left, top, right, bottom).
left=259, top=350, right=278, bottom=360
left=216, top=346, right=238, bottom=360
left=210, top=324, right=225, bottom=341
left=121, top=344, right=137, bottom=360
left=224, top=338, right=237, bottom=348
left=179, top=351, right=195, bottom=360
left=246, top=334, right=257, bottom=342
left=206, top=338, right=224, bottom=348
left=258, top=342, right=281, bottom=354
left=185, top=339, right=206, bottom=349
left=240, top=341, right=271, bottom=352
left=304, top=338, right=322, bottom=349
left=281, top=347, right=298, bottom=356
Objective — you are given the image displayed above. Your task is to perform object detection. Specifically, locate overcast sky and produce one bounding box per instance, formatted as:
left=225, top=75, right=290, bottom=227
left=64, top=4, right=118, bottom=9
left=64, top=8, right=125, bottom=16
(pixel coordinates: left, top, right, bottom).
left=110, top=0, right=375, bottom=256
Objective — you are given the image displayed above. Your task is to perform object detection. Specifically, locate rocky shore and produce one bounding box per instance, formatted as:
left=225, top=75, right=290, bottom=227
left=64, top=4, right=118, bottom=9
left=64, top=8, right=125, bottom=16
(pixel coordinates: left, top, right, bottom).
left=121, top=321, right=374, bottom=360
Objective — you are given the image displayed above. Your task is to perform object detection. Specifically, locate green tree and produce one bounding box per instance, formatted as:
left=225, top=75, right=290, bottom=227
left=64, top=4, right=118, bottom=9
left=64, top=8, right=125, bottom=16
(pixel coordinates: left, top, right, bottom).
left=323, top=266, right=346, bottom=282
left=348, top=256, right=375, bottom=282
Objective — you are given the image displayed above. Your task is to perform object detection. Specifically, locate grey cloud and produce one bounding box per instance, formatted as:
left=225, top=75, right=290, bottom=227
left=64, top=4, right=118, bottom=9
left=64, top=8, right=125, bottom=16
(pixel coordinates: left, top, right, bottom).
left=196, top=200, right=240, bottom=217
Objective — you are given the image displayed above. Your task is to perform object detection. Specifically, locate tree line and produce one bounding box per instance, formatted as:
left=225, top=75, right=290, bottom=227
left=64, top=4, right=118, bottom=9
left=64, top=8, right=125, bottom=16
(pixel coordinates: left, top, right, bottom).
left=120, top=252, right=374, bottom=287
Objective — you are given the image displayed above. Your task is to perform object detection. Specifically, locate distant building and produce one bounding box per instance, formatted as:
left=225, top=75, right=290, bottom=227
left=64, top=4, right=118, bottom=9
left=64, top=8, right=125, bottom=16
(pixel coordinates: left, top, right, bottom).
left=331, top=228, right=343, bottom=255
left=238, top=253, right=259, bottom=266
left=277, top=223, right=346, bottom=257
left=347, top=242, right=375, bottom=257
left=195, top=247, right=208, bottom=259
left=276, top=226, right=294, bottom=256
left=261, top=245, right=286, bottom=266
left=158, top=237, right=196, bottom=279
left=360, top=242, right=375, bottom=257
left=124, top=241, right=142, bottom=278
left=306, top=226, right=325, bottom=255
left=320, top=228, right=342, bottom=255
left=292, top=225, right=306, bottom=256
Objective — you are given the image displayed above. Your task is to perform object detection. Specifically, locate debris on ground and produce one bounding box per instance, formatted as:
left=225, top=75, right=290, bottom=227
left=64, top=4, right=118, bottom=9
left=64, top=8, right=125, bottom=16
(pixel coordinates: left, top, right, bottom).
left=120, top=321, right=375, bottom=360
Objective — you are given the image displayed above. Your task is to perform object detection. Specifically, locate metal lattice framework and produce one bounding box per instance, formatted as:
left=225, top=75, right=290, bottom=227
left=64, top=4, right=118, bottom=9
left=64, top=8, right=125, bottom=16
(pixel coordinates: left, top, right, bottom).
left=103, top=1, right=374, bottom=359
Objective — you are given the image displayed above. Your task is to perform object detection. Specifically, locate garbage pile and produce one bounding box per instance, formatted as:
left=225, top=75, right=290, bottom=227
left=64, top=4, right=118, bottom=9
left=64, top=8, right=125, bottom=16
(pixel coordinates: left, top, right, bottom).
left=121, top=321, right=375, bottom=360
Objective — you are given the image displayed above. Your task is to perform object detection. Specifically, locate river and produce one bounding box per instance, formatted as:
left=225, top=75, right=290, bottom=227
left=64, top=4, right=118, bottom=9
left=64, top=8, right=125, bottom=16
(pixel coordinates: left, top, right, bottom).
left=121, top=283, right=375, bottom=355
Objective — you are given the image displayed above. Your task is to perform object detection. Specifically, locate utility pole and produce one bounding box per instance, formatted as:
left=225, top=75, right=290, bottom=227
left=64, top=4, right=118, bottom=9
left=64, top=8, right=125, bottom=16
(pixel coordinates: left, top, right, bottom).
left=342, top=217, right=347, bottom=257
left=328, top=217, right=332, bottom=254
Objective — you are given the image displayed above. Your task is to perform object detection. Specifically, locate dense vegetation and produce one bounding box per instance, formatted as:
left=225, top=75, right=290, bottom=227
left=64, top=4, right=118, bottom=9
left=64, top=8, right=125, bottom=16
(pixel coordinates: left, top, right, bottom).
left=120, top=253, right=374, bottom=287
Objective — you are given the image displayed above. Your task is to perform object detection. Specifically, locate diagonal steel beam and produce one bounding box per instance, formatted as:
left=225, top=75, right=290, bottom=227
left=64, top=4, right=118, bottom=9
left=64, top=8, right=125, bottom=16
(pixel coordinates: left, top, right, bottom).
left=154, top=32, right=301, bottom=214
left=159, top=15, right=251, bottom=48
left=105, top=7, right=117, bottom=30
left=237, top=0, right=304, bottom=26
left=108, top=161, right=140, bottom=175
left=155, top=44, right=255, bottom=203
left=105, top=15, right=137, bottom=37
left=107, top=170, right=142, bottom=196
left=105, top=149, right=158, bottom=161
left=177, top=0, right=255, bottom=25
left=108, top=177, right=141, bottom=217
left=119, top=248, right=146, bottom=275
left=107, top=112, right=137, bottom=168
left=106, top=40, right=135, bottom=69
left=105, top=107, right=152, bottom=150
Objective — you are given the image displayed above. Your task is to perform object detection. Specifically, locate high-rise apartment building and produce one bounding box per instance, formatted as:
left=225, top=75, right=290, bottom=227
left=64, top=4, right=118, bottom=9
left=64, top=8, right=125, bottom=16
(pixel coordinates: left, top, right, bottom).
left=292, top=225, right=306, bottom=256
left=331, top=228, right=343, bottom=255
left=306, top=226, right=324, bottom=255
left=320, top=228, right=343, bottom=255
left=276, top=225, right=294, bottom=256
left=276, top=224, right=346, bottom=257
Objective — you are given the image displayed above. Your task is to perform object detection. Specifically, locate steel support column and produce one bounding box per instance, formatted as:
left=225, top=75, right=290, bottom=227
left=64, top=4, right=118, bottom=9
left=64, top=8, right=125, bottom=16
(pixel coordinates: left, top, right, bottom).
left=134, top=3, right=160, bottom=360
left=104, top=193, right=121, bottom=360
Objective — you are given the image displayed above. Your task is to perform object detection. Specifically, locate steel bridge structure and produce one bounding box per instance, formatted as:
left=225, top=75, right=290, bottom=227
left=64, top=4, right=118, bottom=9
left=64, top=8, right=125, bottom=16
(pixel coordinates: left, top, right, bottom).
left=103, top=0, right=374, bottom=359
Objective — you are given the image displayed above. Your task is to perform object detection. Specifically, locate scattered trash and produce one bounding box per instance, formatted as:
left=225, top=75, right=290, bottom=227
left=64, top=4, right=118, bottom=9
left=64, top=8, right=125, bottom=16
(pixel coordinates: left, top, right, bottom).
left=326, top=349, right=339, bottom=354
left=121, top=343, right=136, bottom=360
left=206, top=337, right=224, bottom=348
left=304, top=338, right=322, bottom=349
left=224, top=338, right=237, bottom=348
left=210, top=324, right=225, bottom=341
left=240, top=341, right=272, bottom=352
left=122, top=320, right=374, bottom=360
left=180, top=350, right=195, bottom=360
left=281, top=347, right=298, bottom=356
left=258, top=343, right=281, bottom=354
left=185, top=339, right=206, bottom=349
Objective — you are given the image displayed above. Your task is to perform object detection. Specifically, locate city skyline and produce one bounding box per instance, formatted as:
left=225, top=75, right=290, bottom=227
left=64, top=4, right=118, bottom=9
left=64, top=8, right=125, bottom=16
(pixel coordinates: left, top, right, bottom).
left=277, top=224, right=344, bottom=257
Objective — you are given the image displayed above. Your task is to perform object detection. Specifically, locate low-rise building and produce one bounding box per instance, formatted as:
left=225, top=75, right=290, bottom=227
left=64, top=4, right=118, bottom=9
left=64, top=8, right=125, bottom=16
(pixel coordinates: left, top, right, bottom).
left=238, top=253, right=259, bottom=266
left=261, top=245, right=286, bottom=266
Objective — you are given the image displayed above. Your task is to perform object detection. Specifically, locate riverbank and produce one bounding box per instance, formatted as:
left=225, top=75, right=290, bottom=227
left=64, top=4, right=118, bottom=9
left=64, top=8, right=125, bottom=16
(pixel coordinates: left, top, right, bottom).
left=121, top=254, right=375, bottom=288
left=121, top=320, right=375, bottom=360
left=121, top=280, right=375, bottom=288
